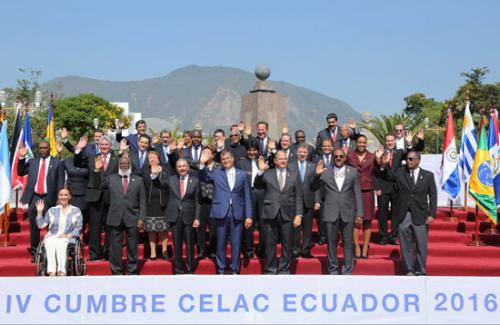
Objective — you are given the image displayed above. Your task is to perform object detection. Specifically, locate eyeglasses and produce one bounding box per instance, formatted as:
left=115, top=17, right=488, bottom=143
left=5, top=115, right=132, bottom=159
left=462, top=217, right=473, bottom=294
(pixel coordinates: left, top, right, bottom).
left=395, top=129, right=404, bottom=132
left=334, top=155, right=346, bottom=158
left=230, top=134, right=240, bottom=137
left=406, top=157, right=418, bottom=161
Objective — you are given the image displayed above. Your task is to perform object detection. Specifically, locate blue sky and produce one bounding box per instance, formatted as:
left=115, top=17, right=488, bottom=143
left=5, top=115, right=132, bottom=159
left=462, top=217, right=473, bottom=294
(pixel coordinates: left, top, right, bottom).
left=2, top=0, right=499, bottom=116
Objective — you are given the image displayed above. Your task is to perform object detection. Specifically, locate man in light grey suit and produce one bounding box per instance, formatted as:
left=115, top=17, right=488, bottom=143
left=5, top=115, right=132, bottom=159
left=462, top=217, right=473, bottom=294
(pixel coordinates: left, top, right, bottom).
left=311, top=148, right=363, bottom=275
left=94, top=156, right=146, bottom=275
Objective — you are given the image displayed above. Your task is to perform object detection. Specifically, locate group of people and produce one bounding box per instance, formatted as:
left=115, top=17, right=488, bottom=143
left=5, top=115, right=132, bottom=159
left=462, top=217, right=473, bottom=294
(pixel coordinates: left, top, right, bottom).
left=20, top=112, right=437, bottom=276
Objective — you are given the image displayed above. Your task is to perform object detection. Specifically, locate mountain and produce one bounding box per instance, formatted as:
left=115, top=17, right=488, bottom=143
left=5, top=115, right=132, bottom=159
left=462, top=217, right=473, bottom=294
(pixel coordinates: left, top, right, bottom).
left=43, top=65, right=360, bottom=139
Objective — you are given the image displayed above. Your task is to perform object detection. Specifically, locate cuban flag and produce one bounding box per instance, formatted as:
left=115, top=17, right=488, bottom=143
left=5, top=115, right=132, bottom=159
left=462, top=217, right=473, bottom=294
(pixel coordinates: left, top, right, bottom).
left=487, top=109, right=500, bottom=206
left=458, top=100, right=477, bottom=188
left=440, top=105, right=461, bottom=200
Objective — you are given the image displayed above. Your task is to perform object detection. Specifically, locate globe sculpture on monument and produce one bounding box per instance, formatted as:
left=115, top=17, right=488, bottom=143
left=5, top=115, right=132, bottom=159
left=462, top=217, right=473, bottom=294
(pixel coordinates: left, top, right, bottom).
left=240, top=65, right=287, bottom=140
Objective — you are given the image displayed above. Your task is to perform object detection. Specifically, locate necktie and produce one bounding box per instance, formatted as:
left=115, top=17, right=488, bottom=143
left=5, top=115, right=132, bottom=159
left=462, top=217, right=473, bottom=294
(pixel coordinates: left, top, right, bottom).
left=102, top=155, right=108, bottom=171
left=278, top=170, right=285, bottom=191
left=194, top=147, right=199, bottom=162
left=299, top=161, right=305, bottom=182
left=410, top=170, right=415, bottom=189
left=163, top=146, right=169, bottom=163
left=325, top=155, right=330, bottom=168
left=389, top=150, right=393, bottom=168
left=180, top=177, right=185, bottom=199
left=95, top=145, right=100, bottom=155
left=122, top=176, right=129, bottom=194
left=139, top=151, right=145, bottom=168
left=36, top=158, right=47, bottom=194
left=259, top=139, right=265, bottom=155
left=331, top=128, right=337, bottom=142
left=343, top=140, right=348, bottom=154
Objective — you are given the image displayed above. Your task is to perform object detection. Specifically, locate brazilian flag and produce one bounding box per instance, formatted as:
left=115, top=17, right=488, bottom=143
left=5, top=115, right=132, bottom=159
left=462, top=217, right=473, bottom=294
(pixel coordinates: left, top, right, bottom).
left=469, top=125, right=498, bottom=224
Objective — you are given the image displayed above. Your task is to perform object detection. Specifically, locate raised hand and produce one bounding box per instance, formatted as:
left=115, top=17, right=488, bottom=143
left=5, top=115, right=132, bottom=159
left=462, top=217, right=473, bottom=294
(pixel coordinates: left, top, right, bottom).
left=151, top=165, right=162, bottom=176
left=405, top=129, right=414, bottom=146
left=281, top=127, right=289, bottom=135
left=244, top=125, right=252, bottom=136
left=267, top=139, right=276, bottom=152
left=257, top=156, right=269, bottom=172
left=56, top=143, right=63, bottom=154
left=35, top=200, right=45, bottom=215
left=238, top=121, right=245, bottom=133
left=216, top=138, right=225, bottom=150
left=95, top=156, right=104, bottom=171
left=347, top=118, right=357, bottom=129
left=169, top=139, right=177, bottom=152
left=177, top=139, right=185, bottom=150
left=152, top=132, right=160, bottom=145
left=60, top=127, right=69, bottom=140
left=118, top=118, right=125, bottom=129
left=315, top=159, right=326, bottom=175
left=375, top=146, right=385, bottom=159
left=119, top=139, right=129, bottom=153
left=75, top=135, right=88, bottom=151
left=417, top=128, right=425, bottom=140
left=199, top=150, right=211, bottom=165
left=381, top=152, right=390, bottom=166
left=19, top=146, right=28, bottom=158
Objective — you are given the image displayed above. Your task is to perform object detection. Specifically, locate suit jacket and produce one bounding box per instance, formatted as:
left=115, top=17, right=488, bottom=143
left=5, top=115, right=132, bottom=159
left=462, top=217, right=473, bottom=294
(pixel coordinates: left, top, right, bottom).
left=312, top=153, right=336, bottom=169
left=199, top=167, right=252, bottom=220
left=74, top=151, right=120, bottom=203
left=310, top=165, right=363, bottom=223
left=94, top=172, right=146, bottom=227
left=237, top=157, right=257, bottom=187
left=63, top=140, right=99, bottom=157
left=381, top=167, right=437, bottom=225
left=346, top=151, right=380, bottom=191
left=287, top=160, right=318, bottom=209
left=18, top=157, right=65, bottom=206
left=155, top=144, right=177, bottom=174
left=153, top=174, right=201, bottom=225
left=378, top=148, right=405, bottom=194
left=182, top=145, right=204, bottom=163
left=335, top=137, right=357, bottom=152
left=254, top=168, right=303, bottom=221
left=290, top=142, right=315, bottom=162
left=116, top=132, right=151, bottom=154
left=315, top=127, right=359, bottom=153
left=63, top=158, right=89, bottom=196
left=129, top=149, right=150, bottom=177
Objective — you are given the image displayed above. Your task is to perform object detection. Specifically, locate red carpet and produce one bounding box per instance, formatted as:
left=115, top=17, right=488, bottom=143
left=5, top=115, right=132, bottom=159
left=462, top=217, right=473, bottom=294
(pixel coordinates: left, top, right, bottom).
left=1, top=208, right=499, bottom=276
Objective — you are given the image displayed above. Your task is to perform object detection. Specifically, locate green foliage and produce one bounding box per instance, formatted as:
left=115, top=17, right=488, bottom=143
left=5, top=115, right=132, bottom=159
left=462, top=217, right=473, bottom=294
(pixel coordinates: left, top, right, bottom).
left=360, top=112, right=424, bottom=145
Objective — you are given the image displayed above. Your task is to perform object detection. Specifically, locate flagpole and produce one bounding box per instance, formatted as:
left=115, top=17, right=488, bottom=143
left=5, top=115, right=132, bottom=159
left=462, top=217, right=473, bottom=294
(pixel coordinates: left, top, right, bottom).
left=468, top=205, right=486, bottom=246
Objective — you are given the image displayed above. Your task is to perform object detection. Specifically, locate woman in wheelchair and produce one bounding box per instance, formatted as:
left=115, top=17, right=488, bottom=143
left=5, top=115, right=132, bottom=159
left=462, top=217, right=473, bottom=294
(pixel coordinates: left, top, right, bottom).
left=36, top=186, right=83, bottom=276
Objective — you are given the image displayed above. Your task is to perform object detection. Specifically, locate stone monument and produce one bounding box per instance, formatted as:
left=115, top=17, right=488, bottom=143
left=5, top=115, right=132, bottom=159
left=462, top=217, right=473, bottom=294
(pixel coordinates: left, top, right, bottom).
left=240, top=65, right=287, bottom=140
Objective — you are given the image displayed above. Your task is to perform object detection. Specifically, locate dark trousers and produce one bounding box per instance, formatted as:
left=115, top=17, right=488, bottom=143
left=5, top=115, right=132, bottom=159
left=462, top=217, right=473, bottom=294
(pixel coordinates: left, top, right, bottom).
left=197, top=199, right=216, bottom=257
left=172, top=219, right=195, bottom=274
left=28, top=194, right=49, bottom=257
left=325, top=219, right=354, bottom=275
left=317, top=204, right=327, bottom=242
left=293, top=207, right=314, bottom=254
left=243, top=188, right=264, bottom=257
left=377, top=191, right=400, bottom=241
left=108, top=222, right=139, bottom=275
left=214, top=212, right=243, bottom=274
left=88, top=198, right=110, bottom=260
left=262, top=213, right=293, bottom=274
left=399, top=212, right=428, bottom=275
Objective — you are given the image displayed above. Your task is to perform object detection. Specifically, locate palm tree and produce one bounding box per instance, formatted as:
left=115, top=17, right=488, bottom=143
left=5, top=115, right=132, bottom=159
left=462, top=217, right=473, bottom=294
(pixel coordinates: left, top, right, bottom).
left=360, top=113, right=424, bottom=145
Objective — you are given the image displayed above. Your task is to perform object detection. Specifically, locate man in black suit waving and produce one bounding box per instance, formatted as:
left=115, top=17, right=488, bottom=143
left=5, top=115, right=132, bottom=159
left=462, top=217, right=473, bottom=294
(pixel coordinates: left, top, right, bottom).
left=254, top=151, right=303, bottom=274
left=94, top=155, right=146, bottom=275
left=380, top=150, right=437, bottom=276
left=18, top=141, right=65, bottom=260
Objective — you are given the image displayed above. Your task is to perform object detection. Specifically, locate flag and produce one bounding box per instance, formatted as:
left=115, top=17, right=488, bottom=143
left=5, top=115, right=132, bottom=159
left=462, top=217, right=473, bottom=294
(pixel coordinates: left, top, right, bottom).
left=469, top=124, right=497, bottom=224
left=440, top=106, right=460, bottom=200
left=47, top=99, right=57, bottom=157
left=11, top=111, right=33, bottom=190
left=9, top=102, right=22, bottom=166
left=0, top=120, right=12, bottom=211
left=458, top=100, right=477, bottom=187
left=487, top=110, right=500, bottom=206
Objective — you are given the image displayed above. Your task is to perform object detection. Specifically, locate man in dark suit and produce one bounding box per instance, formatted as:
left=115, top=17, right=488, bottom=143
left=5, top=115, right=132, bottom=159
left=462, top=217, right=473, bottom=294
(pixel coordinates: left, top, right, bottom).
left=377, top=133, right=405, bottom=245
left=155, top=129, right=177, bottom=174
left=116, top=119, right=151, bottom=153
left=394, top=124, right=425, bottom=152
left=218, top=126, right=246, bottom=164
left=288, top=143, right=317, bottom=258
left=151, top=158, right=201, bottom=274
left=18, top=141, right=65, bottom=260
left=94, top=156, right=146, bottom=275
left=182, top=129, right=203, bottom=164
left=236, top=138, right=265, bottom=261
left=254, top=151, right=303, bottom=274
left=128, top=134, right=150, bottom=177
left=199, top=149, right=253, bottom=274
left=74, top=135, right=119, bottom=260
left=311, top=149, right=363, bottom=275
left=335, top=124, right=358, bottom=153
left=278, top=134, right=296, bottom=163
left=315, top=113, right=359, bottom=153
left=61, top=127, right=103, bottom=157
left=290, top=130, right=315, bottom=162
left=380, top=150, right=437, bottom=276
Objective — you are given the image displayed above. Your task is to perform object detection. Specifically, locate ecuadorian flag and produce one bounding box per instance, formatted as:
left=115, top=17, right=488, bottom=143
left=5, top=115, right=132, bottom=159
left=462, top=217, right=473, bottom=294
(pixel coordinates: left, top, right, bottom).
left=47, top=100, right=57, bottom=157
left=469, top=124, right=498, bottom=224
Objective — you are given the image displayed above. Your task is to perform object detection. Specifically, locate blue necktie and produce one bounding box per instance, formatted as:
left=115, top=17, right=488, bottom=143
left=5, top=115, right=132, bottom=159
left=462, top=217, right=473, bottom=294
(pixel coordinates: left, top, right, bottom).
left=163, top=146, right=169, bottom=163
left=139, top=151, right=145, bottom=168
left=299, top=161, right=305, bottom=182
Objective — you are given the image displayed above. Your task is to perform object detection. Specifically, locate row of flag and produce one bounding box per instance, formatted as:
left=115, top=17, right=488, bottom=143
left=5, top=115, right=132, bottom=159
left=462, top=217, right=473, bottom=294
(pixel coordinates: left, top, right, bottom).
left=0, top=100, right=56, bottom=222
left=440, top=100, right=498, bottom=224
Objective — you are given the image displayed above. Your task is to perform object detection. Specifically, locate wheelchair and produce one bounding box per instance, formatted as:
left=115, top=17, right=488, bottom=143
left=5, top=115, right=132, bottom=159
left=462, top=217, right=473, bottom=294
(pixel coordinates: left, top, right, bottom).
left=35, top=238, right=86, bottom=276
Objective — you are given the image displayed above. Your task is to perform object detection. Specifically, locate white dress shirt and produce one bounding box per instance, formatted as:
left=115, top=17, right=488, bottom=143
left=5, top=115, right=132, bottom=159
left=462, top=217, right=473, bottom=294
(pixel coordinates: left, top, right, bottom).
left=226, top=167, right=236, bottom=191
left=251, top=159, right=259, bottom=187
left=333, top=165, right=346, bottom=191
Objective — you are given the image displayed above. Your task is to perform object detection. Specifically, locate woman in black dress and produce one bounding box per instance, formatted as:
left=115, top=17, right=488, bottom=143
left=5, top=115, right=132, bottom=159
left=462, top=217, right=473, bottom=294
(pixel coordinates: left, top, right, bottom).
left=143, top=151, right=169, bottom=260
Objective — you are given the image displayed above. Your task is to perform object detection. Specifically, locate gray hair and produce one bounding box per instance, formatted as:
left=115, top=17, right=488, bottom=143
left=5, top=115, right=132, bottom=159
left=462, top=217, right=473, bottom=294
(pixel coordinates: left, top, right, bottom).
left=100, top=135, right=112, bottom=144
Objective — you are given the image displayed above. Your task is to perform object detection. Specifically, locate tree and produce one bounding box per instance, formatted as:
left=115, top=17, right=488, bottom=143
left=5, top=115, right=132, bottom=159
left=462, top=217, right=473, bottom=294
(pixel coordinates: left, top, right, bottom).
left=360, top=112, right=424, bottom=146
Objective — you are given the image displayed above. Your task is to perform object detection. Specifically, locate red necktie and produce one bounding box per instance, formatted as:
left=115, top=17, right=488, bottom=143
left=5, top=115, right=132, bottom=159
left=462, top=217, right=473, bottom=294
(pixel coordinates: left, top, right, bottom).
left=343, top=141, right=348, bottom=154
left=389, top=150, right=393, bottom=168
left=122, top=176, right=129, bottom=194
left=103, top=155, right=108, bottom=171
left=331, top=129, right=337, bottom=142
left=180, top=177, right=185, bottom=199
left=36, top=158, right=47, bottom=194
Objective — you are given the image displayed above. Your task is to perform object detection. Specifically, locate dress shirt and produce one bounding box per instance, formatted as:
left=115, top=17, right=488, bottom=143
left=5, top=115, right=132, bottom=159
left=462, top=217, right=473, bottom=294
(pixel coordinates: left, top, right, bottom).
left=333, top=165, right=346, bottom=191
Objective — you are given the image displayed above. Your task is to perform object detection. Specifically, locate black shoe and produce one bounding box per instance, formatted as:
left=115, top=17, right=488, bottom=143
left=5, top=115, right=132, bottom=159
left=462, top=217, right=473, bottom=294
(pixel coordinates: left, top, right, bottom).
left=162, top=251, right=168, bottom=260
left=318, top=238, right=327, bottom=245
left=209, top=253, right=216, bottom=260
left=292, top=250, right=300, bottom=258
left=379, top=239, right=388, bottom=245
left=300, top=251, right=314, bottom=259
left=150, top=256, right=157, bottom=261
left=31, top=256, right=36, bottom=263
left=89, top=257, right=100, bottom=261
left=406, top=271, right=416, bottom=276
left=361, top=254, right=368, bottom=259
left=243, top=255, right=250, bottom=267
left=196, top=254, right=204, bottom=260
left=389, top=239, right=399, bottom=245
left=354, top=255, right=361, bottom=260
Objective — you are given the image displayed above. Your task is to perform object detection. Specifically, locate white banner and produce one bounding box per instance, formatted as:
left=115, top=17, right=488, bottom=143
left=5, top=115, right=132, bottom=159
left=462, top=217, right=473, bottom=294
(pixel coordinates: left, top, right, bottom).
left=1, top=275, right=499, bottom=324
